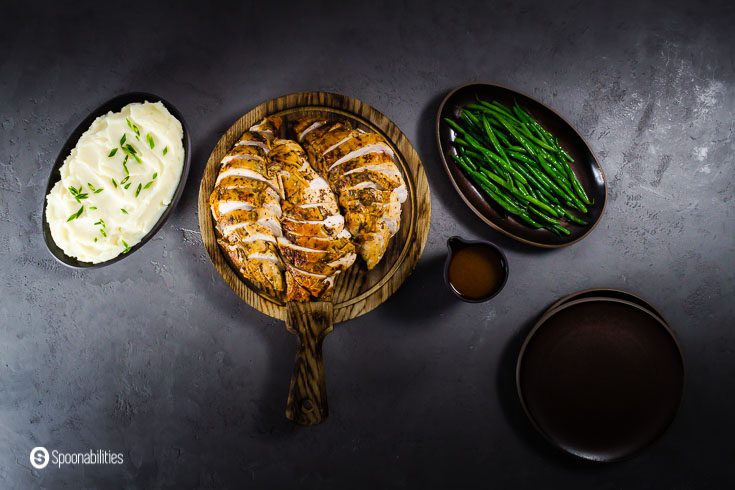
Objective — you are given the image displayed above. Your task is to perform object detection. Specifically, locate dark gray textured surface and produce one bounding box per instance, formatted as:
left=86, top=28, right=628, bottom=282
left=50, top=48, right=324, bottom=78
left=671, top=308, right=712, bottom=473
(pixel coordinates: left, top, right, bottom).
left=1, top=0, right=733, bottom=488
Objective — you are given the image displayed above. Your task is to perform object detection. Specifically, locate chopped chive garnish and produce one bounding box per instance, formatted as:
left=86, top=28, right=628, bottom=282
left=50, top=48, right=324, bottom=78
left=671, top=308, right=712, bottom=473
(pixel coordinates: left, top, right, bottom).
left=121, top=143, right=142, bottom=163
left=146, top=132, right=154, bottom=149
left=152, top=172, right=158, bottom=180
left=124, top=182, right=131, bottom=190
left=126, top=118, right=140, bottom=138
left=162, top=146, right=168, bottom=156
left=135, top=183, right=142, bottom=197
left=123, top=157, right=129, bottom=175
left=120, top=176, right=130, bottom=185
left=94, top=218, right=107, bottom=237
left=89, top=206, right=97, bottom=210
left=87, top=183, right=103, bottom=193
left=94, top=237, right=98, bottom=242
left=67, top=186, right=88, bottom=203
left=121, top=208, right=128, bottom=214
left=120, top=134, right=127, bottom=146
left=66, top=206, right=84, bottom=222
left=112, top=178, right=118, bottom=188
left=143, top=180, right=154, bottom=189
left=121, top=240, right=131, bottom=253
left=108, top=148, right=118, bottom=157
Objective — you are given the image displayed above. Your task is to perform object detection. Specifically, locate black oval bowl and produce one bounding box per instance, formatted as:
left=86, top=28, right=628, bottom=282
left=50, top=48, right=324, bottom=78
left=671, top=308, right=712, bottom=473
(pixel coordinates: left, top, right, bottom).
left=436, top=83, right=607, bottom=248
left=42, top=92, right=191, bottom=268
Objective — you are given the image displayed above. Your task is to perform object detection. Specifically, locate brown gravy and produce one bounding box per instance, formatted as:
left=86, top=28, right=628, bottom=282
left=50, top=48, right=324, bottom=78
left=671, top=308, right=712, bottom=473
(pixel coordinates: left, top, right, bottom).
left=447, top=244, right=506, bottom=300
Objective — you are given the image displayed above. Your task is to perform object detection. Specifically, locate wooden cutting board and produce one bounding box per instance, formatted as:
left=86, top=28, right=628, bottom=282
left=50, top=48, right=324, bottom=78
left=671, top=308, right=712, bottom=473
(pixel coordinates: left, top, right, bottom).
left=198, top=92, right=431, bottom=425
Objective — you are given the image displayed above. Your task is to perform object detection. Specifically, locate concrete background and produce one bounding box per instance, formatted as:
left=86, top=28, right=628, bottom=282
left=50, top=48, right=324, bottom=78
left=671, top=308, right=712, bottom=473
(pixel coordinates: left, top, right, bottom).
left=1, top=0, right=733, bottom=488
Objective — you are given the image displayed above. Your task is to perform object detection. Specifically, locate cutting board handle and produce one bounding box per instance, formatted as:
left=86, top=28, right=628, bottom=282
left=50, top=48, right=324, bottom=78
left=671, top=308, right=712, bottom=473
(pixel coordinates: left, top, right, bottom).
left=285, top=301, right=334, bottom=426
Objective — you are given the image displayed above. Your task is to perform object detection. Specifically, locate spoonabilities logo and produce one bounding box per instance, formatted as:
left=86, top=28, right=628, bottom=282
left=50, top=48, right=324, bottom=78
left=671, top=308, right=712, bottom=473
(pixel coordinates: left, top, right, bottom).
left=28, top=447, right=124, bottom=469
left=30, top=447, right=49, bottom=469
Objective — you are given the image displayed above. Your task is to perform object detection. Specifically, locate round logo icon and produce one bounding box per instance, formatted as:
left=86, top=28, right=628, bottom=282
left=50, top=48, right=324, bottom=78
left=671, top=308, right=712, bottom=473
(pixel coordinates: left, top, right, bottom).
left=30, top=447, right=49, bottom=469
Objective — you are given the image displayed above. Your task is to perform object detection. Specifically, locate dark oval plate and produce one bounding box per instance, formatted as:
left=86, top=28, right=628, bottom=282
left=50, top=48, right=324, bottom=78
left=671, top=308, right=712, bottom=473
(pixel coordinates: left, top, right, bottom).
left=436, top=83, right=607, bottom=248
left=42, top=92, right=191, bottom=268
left=517, top=297, right=684, bottom=462
left=543, top=288, right=666, bottom=325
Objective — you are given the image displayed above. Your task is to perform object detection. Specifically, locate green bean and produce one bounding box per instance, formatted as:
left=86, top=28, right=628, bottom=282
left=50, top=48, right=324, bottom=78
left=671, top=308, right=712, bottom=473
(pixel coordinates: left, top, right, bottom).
left=527, top=206, right=562, bottom=226
left=443, top=117, right=468, bottom=137
left=458, top=132, right=529, bottom=186
left=500, top=153, right=559, bottom=204
left=464, top=166, right=544, bottom=228
left=474, top=173, right=524, bottom=214
left=461, top=110, right=484, bottom=131
left=554, top=138, right=575, bottom=163
left=492, top=109, right=558, bottom=154
left=494, top=115, right=541, bottom=159
left=478, top=168, right=560, bottom=218
left=559, top=207, right=588, bottom=226
left=514, top=103, right=555, bottom=141
left=462, top=148, right=508, bottom=178
left=516, top=180, right=530, bottom=197
left=482, top=117, right=512, bottom=168
left=451, top=153, right=476, bottom=172
left=548, top=146, right=590, bottom=205
left=479, top=100, right=516, bottom=120
left=534, top=152, right=573, bottom=191
left=513, top=105, right=553, bottom=144
left=508, top=151, right=586, bottom=211
left=445, top=99, right=598, bottom=236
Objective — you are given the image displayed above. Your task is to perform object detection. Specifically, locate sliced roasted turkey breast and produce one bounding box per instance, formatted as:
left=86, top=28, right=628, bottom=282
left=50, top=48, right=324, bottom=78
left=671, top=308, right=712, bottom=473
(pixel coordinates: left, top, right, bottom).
left=294, top=117, right=407, bottom=269
left=209, top=116, right=286, bottom=298
left=269, top=138, right=356, bottom=301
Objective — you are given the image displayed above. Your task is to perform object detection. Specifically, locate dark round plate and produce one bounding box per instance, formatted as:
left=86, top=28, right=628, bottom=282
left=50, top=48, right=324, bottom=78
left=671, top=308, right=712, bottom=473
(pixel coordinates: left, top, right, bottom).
left=517, top=297, right=684, bottom=462
left=543, top=288, right=666, bottom=325
left=42, top=92, right=191, bottom=268
left=436, top=83, right=607, bottom=248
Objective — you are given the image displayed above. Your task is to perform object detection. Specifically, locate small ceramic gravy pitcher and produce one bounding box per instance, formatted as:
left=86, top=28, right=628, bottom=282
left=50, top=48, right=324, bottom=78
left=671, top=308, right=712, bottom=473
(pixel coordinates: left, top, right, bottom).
left=444, top=236, right=509, bottom=302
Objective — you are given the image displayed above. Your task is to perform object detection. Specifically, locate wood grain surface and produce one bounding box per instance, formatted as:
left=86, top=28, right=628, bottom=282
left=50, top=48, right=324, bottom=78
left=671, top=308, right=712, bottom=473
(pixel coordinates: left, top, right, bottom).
left=198, top=92, right=431, bottom=322
left=284, top=302, right=333, bottom=426
left=197, top=92, right=431, bottom=424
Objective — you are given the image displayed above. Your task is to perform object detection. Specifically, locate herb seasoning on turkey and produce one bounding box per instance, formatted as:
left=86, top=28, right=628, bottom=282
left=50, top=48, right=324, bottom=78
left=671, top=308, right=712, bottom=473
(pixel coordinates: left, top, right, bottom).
left=210, top=115, right=405, bottom=301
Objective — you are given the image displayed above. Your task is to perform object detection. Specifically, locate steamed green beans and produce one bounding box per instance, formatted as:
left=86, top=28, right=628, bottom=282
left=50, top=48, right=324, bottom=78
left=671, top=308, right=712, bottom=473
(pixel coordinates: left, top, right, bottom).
left=444, top=98, right=590, bottom=236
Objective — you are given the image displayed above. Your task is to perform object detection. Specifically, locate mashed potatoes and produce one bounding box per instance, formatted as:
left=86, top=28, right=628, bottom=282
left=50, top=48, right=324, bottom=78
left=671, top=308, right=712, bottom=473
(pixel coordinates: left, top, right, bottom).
left=45, top=101, right=184, bottom=263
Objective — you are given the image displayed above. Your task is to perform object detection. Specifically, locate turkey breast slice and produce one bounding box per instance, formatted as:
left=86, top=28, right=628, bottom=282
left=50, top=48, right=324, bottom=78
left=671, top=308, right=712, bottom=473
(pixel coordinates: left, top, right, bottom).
left=283, top=231, right=353, bottom=251
left=337, top=167, right=405, bottom=192
left=211, top=187, right=282, bottom=220
left=283, top=214, right=344, bottom=229
left=220, top=211, right=282, bottom=237
left=282, top=214, right=345, bottom=238
left=227, top=223, right=278, bottom=244
left=277, top=237, right=356, bottom=264
left=343, top=163, right=402, bottom=178
left=297, top=121, right=326, bottom=142
left=221, top=153, right=265, bottom=165
left=235, top=139, right=270, bottom=153
left=321, top=134, right=355, bottom=157
left=215, top=168, right=280, bottom=193
left=326, top=143, right=395, bottom=173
